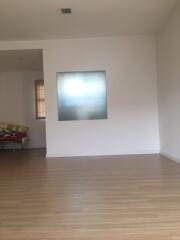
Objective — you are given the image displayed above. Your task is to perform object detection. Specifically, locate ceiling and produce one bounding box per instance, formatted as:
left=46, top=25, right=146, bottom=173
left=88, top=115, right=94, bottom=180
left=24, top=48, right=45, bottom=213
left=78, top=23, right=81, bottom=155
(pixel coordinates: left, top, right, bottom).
left=0, top=50, right=43, bottom=72
left=0, top=0, right=179, bottom=40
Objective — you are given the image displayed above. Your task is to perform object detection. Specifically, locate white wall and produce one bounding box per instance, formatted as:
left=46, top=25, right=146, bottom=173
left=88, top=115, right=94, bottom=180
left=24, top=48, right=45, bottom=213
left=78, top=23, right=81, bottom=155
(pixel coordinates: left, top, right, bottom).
left=43, top=36, right=159, bottom=157
left=0, top=36, right=160, bottom=157
left=0, top=71, right=46, bottom=148
left=157, top=3, right=180, bottom=162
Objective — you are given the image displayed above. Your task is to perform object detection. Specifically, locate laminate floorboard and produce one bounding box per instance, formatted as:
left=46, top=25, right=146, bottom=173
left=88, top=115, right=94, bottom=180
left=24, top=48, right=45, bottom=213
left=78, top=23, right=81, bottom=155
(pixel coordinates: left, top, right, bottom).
left=0, top=150, right=180, bottom=239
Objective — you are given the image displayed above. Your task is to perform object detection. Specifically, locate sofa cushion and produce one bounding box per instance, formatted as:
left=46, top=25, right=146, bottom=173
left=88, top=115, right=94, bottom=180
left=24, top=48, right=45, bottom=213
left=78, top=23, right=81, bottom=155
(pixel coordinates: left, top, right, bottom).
left=0, top=135, right=21, bottom=142
left=0, top=124, right=29, bottom=134
left=8, top=124, right=29, bottom=134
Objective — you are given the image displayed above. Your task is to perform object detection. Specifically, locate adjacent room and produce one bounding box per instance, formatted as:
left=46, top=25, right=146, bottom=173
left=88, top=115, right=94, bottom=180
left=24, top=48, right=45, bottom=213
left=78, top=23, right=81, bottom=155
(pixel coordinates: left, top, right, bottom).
left=0, top=0, right=180, bottom=239
left=0, top=49, right=46, bottom=151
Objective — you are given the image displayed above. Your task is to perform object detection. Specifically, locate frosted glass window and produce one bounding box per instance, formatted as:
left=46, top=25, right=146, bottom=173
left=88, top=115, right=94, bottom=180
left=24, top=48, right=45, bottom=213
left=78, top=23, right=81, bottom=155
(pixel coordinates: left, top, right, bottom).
left=57, top=71, right=107, bottom=121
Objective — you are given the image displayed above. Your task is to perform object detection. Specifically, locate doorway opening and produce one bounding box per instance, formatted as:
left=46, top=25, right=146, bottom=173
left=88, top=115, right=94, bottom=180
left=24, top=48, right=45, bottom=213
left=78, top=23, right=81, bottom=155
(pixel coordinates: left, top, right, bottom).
left=0, top=49, right=46, bottom=153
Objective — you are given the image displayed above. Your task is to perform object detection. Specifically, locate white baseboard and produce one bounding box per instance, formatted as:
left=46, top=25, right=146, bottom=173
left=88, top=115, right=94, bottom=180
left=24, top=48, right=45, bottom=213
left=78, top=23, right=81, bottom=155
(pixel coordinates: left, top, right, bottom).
left=160, top=152, right=180, bottom=164
left=46, top=149, right=160, bottom=158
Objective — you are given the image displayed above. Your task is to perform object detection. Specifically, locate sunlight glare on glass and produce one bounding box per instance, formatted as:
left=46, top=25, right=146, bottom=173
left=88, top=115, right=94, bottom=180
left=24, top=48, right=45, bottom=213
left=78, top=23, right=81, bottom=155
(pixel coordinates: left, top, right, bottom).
left=62, top=77, right=86, bottom=97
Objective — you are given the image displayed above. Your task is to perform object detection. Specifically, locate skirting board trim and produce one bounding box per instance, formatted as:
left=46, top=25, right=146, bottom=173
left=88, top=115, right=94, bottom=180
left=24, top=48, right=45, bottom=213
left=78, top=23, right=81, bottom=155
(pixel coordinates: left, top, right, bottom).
left=161, top=152, right=180, bottom=164
left=46, top=149, right=160, bottom=158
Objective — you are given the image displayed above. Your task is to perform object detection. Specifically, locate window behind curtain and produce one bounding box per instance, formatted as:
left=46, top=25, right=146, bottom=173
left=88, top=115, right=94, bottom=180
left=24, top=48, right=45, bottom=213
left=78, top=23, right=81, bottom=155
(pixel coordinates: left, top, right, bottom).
left=35, top=80, right=45, bottom=119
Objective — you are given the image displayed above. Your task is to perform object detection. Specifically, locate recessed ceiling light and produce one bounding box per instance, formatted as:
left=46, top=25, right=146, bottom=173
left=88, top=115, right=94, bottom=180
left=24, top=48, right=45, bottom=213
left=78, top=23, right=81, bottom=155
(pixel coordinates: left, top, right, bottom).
left=61, top=8, right=72, bottom=14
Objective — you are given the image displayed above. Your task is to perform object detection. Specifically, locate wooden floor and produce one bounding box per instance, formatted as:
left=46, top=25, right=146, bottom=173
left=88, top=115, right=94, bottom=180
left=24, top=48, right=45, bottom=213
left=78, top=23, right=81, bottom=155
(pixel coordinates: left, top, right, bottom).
left=0, top=150, right=180, bottom=239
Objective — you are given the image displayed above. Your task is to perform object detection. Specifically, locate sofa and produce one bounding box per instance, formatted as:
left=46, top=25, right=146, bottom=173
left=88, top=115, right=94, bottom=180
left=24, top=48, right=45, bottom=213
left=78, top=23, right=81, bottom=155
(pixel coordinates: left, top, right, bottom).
left=0, top=123, right=29, bottom=149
